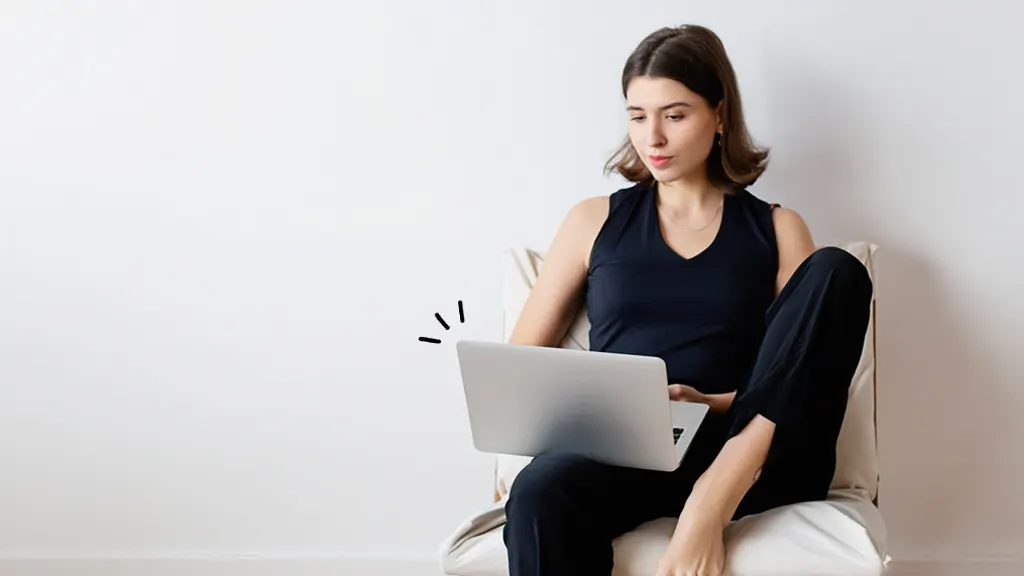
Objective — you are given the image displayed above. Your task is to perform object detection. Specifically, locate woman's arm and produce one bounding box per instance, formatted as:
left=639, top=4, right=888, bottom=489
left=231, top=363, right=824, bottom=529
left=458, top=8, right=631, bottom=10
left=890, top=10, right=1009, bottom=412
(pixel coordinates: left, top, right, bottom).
left=507, top=196, right=608, bottom=348
left=773, top=207, right=817, bottom=297
left=493, top=197, right=607, bottom=503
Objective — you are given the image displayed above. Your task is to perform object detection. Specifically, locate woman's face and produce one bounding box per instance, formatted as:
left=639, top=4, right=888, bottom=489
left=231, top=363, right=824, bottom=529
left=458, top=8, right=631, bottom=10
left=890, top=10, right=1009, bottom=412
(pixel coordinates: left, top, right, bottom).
left=625, top=76, right=721, bottom=183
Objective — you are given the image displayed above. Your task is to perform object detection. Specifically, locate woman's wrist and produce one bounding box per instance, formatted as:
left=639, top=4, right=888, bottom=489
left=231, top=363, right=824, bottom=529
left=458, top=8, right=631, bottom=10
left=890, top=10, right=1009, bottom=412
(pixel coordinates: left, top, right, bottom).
left=704, top=391, right=736, bottom=415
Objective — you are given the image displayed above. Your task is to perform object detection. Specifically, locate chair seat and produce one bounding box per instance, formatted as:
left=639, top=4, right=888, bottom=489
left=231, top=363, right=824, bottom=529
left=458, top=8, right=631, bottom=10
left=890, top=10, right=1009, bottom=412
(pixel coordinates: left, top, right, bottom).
left=439, top=489, right=889, bottom=576
left=440, top=242, right=889, bottom=575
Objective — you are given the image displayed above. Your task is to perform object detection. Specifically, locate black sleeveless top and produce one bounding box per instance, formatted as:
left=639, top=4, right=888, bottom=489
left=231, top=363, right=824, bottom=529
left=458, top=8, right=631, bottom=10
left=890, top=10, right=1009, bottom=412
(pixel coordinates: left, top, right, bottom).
left=585, top=182, right=779, bottom=396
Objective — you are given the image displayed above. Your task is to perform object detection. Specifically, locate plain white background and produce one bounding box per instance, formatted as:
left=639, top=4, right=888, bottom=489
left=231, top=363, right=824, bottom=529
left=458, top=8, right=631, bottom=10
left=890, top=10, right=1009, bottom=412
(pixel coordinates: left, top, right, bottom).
left=2, top=0, right=1022, bottom=572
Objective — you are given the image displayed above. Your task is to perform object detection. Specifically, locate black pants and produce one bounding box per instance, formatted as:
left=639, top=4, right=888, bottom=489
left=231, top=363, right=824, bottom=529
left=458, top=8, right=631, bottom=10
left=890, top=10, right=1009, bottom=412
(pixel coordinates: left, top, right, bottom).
left=503, top=247, right=874, bottom=575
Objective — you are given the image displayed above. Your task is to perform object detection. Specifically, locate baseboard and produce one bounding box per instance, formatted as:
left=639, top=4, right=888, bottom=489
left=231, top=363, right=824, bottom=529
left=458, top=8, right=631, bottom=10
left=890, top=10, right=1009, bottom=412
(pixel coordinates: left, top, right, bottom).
left=0, top=556, right=443, bottom=576
left=887, top=559, right=1023, bottom=576
left=7, top=555, right=1018, bottom=576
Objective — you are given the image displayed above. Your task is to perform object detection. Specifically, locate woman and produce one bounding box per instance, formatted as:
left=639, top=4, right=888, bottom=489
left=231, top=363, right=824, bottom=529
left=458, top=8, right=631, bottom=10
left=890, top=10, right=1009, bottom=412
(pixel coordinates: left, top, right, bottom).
left=501, top=24, right=873, bottom=576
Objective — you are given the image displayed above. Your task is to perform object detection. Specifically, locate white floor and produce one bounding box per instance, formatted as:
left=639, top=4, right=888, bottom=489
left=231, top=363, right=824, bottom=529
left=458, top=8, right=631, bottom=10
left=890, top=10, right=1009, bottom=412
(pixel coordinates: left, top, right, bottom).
left=887, top=560, right=1024, bottom=576
left=0, top=558, right=442, bottom=576
left=4, top=558, right=1022, bottom=575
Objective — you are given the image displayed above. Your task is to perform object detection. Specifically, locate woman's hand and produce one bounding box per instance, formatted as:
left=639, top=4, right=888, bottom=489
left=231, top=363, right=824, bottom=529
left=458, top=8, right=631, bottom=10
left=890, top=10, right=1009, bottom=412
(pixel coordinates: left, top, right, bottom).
left=667, top=383, right=706, bottom=404
left=654, top=513, right=726, bottom=576
left=669, top=384, right=737, bottom=415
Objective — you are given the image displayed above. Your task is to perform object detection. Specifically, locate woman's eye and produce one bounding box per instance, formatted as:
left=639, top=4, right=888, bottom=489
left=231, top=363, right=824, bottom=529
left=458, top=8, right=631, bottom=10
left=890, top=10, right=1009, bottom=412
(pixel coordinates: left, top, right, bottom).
left=630, top=116, right=646, bottom=122
left=667, top=115, right=685, bottom=121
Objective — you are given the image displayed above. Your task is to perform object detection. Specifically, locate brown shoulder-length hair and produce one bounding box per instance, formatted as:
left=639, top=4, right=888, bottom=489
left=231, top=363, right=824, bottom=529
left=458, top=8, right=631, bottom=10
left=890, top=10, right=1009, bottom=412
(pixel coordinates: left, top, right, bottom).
left=604, top=25, right=769, bottom=190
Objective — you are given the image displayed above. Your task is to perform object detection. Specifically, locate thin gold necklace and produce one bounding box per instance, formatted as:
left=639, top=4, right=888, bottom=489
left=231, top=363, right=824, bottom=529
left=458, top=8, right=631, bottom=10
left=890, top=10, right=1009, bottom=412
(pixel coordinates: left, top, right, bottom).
left=659, top=197, right=724, bottom=232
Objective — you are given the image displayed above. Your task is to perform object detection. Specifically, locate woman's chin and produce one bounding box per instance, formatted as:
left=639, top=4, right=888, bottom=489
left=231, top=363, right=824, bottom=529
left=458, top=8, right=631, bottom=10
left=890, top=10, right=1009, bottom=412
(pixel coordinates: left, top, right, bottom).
left=651, top=166, right=692, bottom=184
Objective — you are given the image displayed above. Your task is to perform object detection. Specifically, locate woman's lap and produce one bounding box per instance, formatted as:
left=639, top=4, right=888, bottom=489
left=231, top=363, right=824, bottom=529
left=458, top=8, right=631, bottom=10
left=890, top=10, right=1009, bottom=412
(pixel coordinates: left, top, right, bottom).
left=504, top=452, right=694, bottom=541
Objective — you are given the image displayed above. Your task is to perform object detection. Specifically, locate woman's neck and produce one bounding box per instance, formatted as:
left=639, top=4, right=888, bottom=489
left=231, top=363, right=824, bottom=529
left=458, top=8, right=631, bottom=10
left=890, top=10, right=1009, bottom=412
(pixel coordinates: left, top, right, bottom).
left=656, top=175, right=724, bottom=214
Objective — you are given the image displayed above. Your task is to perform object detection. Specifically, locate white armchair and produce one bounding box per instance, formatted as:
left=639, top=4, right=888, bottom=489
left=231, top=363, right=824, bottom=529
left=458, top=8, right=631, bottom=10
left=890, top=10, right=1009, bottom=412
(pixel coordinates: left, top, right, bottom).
left=440, top=243, right=890, bottom=575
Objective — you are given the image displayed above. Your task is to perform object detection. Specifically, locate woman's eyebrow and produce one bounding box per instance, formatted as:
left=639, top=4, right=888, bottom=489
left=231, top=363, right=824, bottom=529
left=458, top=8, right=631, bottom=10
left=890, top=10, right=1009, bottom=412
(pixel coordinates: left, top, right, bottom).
left=625, top=101, right=692, bottom=111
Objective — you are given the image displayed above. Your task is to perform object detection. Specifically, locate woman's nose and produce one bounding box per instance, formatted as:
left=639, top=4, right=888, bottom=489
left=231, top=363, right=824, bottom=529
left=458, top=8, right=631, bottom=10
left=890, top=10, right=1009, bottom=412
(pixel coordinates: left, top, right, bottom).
left=647, top=121, right=666, bottom=148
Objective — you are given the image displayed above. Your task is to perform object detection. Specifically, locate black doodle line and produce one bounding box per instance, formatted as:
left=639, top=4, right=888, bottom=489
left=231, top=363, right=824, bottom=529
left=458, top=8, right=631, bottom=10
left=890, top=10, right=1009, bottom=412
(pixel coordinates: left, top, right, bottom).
left=435, top=312, right=450, bottom=330
left=419, top=300, right=464, bottom=344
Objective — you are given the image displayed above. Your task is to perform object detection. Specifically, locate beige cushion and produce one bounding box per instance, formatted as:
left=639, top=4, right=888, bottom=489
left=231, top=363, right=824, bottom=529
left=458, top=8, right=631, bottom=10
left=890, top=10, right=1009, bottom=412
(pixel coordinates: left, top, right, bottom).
left=440, top=492, right=888, bottom=575
left=439, top=243, right=889, bottom=575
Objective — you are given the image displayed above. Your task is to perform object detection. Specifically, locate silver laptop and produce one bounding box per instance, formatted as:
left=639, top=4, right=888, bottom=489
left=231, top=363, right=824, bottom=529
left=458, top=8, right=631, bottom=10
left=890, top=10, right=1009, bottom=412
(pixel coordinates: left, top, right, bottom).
left=455, top=340, right=709, bottom=472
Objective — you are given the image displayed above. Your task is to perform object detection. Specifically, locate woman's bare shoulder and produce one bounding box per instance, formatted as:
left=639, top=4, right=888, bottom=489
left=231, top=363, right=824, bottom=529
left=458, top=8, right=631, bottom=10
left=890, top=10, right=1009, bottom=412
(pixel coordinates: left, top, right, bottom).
left=560, top=196, right=607, bottom=269
left=571, top=195, right=610, bottom=226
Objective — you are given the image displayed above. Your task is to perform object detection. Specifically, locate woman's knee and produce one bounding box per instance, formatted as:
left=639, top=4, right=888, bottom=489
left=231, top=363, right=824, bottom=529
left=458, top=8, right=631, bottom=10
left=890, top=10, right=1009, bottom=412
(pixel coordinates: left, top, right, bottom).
left=505, top=453, right=595, bottom=524
left=503, top=453, right=606, bottom=528
left=807, top=246, right=864, bottom=274
left=506, top=473, right=554, bottom=522
left=806, top=247, right=872, bottom=297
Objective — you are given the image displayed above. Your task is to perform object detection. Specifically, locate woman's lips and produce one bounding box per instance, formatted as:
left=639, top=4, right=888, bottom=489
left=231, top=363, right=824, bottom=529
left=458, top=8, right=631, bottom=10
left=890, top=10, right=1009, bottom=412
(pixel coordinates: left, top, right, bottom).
left=649, top=155, right=673, bottom=168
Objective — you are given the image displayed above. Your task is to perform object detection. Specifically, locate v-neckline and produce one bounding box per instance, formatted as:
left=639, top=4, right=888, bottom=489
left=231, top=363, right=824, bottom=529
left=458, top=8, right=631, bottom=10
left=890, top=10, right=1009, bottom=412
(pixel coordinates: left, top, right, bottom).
left=650, top=188, right=730, bottom=262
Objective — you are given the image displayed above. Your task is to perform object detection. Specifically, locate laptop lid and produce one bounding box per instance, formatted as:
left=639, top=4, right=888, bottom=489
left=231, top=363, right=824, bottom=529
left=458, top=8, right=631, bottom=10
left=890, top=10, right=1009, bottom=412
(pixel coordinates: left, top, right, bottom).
left=455, top=339, right=692, bottom=471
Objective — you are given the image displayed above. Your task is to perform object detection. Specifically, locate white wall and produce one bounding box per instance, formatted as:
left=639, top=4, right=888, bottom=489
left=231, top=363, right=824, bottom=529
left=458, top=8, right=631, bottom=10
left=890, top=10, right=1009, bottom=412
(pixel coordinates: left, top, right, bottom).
left=1, top=0, right=1021, bottom=571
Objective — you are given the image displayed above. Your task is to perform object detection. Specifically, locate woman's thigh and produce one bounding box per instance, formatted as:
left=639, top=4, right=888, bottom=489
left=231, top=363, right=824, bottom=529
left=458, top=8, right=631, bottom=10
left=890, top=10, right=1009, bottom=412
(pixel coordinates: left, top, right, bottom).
left=505, top=452, right=691, bottom=539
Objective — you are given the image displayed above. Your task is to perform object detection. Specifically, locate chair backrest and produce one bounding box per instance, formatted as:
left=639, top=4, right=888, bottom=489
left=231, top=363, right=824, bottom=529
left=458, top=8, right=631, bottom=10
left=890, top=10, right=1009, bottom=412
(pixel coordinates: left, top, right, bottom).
left=498, top=242, right=880, bottom=504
